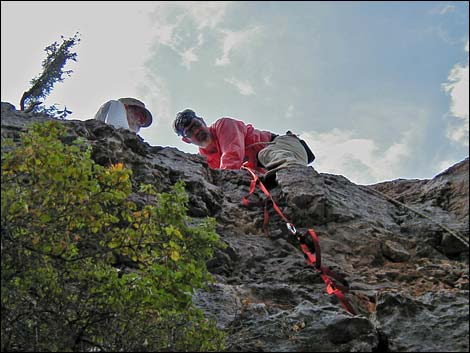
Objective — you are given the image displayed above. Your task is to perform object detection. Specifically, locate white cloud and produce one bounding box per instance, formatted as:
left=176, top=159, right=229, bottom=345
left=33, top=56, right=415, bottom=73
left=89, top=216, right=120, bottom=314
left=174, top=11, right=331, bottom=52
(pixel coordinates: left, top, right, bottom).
left=344, top=100, right=429, bottom=147
left=285, top=105, right=294, bottom=119
left=151, top=3, right=260, bottom=70
left=215, top=26, right=261, bottom=66
left=136, top=70, right=173, bottom=145
left=184, top=1, right=231, bottom=30
left=181, top=47, right=199, bottom=69
left=263, top=73, right=272, bottom=86
left=150, top=12, right=184, bottom=48
left=224, top=77, right=255, bottom=95
left=442, top=39, right=469, bottom=147
left=149, top=2, right=230, bottom=69
left=439, top=4, right=456, bottom=15
left=429, top=3, right=456, bottom=15
left=138, top=71, right=172, bottom=123
left=300, top=128, right=413, bottom=185
left=437, top=158, right=461, bottom=172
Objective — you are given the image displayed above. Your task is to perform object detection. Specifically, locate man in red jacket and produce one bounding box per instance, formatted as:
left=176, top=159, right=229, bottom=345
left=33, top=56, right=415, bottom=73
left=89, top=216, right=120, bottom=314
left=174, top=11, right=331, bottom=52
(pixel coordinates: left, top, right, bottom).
left=173, top=109, right=311, bottom=175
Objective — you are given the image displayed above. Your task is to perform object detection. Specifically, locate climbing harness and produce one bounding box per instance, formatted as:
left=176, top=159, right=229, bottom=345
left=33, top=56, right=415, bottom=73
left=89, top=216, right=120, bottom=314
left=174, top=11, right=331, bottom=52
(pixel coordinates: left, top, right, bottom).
left=241, top=165, right=357, bottom=315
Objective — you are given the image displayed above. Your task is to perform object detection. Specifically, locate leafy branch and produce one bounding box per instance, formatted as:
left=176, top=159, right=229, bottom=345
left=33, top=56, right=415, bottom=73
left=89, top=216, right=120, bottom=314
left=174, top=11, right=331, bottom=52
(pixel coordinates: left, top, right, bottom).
left=20, top=32, right=80, bottom=119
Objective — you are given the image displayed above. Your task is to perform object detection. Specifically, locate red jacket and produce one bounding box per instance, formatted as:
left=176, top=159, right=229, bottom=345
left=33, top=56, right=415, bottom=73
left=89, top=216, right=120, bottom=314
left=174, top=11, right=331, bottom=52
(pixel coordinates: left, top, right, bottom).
left=199, top=117, right=273, bottom=172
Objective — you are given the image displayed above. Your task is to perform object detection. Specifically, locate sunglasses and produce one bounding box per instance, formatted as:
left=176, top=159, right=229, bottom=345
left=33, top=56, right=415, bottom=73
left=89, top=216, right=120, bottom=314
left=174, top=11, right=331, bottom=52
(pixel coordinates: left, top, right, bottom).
left=181, top=119, right=203, bottom=138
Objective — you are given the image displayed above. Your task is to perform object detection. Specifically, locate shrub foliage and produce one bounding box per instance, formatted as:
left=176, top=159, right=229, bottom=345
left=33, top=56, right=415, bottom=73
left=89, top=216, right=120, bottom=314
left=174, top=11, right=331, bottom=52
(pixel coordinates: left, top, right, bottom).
left=1, top=121, right=225, bottom=351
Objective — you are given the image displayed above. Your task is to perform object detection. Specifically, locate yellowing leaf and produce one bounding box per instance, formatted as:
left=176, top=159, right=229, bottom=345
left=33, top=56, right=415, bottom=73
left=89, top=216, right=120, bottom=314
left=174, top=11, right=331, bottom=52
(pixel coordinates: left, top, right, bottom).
left=110, top=163, right=124, bottom=171
left=118, top=174, right=129, bottom=182
left=170, top=250, right=180, bottom=262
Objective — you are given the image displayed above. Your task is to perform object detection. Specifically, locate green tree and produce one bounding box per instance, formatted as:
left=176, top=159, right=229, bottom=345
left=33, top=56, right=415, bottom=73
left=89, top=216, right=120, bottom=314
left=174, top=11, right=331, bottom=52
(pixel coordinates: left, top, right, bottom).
left=1, top=121, right=226, bottom=351
left=20, top=32, right=80, bottom=118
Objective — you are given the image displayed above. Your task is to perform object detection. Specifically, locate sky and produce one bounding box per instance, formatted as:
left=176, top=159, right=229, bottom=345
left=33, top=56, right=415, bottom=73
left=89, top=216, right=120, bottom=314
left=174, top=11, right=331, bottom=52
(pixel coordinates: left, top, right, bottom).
left=2, top=1, right=468, bottom=185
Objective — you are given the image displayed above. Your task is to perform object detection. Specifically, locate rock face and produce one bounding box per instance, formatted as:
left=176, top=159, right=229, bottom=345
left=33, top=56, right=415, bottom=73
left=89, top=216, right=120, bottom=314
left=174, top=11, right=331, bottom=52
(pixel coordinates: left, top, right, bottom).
left=2, top=102, right=469, bottom=352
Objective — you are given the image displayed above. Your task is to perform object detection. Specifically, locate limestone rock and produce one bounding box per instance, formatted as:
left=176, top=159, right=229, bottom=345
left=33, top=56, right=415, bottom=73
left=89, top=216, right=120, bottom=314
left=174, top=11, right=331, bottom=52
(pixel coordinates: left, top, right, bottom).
left=2, top=102, right=468, bottom=352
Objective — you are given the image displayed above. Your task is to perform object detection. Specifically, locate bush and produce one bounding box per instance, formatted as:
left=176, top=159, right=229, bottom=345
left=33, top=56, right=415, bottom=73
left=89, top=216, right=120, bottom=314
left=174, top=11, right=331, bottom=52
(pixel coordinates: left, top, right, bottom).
left=1, top=121, right=225, bottom=351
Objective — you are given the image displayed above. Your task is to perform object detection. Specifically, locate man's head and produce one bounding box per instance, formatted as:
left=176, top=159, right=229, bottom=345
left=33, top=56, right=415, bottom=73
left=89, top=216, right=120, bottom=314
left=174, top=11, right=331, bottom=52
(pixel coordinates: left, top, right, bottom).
left=118, top=98, right=153, bottom=133
left=173, top=109, right=212, bottom=148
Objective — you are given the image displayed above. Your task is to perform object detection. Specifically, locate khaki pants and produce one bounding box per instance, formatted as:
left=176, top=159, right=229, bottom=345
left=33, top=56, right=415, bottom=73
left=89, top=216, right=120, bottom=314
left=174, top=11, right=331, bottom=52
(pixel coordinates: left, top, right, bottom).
left=257, top=135, right=308, bottom=176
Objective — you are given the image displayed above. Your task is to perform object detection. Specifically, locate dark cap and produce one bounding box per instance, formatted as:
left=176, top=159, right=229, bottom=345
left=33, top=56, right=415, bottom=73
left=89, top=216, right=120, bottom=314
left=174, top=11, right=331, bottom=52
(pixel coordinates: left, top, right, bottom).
left=173, top=109, right=202, bottom=135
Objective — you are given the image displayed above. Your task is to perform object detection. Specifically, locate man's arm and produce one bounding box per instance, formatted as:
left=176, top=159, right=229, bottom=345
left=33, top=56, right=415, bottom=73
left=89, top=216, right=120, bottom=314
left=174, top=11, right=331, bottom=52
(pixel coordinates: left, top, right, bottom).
left=214, top=118, right=247, bottom=169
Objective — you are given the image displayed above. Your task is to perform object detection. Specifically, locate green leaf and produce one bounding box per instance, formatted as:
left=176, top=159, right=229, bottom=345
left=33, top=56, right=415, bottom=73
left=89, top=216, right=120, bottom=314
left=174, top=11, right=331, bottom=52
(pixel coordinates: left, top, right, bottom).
left=39, top=214, right=51, bottom=223
left=1, top=121, right=225, bottom=352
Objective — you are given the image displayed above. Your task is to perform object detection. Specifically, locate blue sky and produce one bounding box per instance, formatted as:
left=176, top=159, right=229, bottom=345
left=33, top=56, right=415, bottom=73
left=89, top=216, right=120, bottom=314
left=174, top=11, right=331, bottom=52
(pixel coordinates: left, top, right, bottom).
left=2, top=1, right=468, bottom=184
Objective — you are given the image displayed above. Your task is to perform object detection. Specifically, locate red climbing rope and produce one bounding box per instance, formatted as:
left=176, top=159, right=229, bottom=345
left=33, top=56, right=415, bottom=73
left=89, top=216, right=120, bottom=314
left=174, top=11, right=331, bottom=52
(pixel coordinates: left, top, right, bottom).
left=241, top=165, right=356, bottom=316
